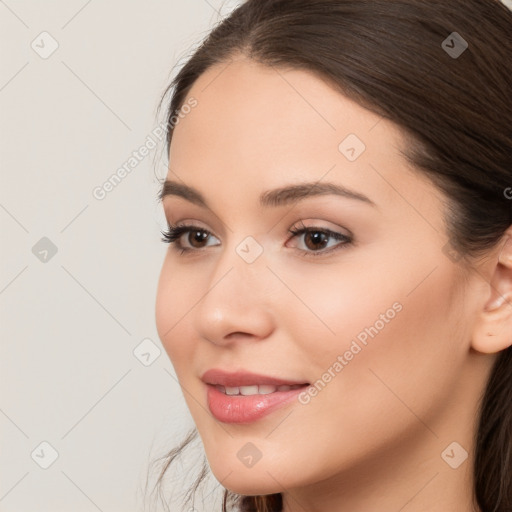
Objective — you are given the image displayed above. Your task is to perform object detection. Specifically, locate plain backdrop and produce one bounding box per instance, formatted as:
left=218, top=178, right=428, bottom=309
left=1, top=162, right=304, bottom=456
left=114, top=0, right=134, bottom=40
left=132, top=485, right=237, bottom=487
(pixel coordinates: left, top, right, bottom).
left=1, top=1, right=511, bottom=511
left=0, top=2, right=241, bottom=511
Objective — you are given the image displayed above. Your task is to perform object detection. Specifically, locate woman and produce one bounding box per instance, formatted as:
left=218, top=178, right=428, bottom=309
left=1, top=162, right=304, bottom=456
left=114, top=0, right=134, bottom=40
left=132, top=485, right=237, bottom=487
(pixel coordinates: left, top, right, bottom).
left=153, top=1, right=512, bottom=510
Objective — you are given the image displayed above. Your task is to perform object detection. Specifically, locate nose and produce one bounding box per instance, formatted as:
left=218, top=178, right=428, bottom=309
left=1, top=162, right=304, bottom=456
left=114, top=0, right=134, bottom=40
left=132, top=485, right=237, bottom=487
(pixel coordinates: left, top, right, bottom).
left=193, top=243, right=275, bottom=346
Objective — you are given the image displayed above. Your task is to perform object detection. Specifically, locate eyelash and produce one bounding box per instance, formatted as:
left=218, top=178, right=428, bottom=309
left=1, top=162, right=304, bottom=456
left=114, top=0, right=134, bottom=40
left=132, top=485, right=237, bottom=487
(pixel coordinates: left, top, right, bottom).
left=160, top=222, right=353, bottom=258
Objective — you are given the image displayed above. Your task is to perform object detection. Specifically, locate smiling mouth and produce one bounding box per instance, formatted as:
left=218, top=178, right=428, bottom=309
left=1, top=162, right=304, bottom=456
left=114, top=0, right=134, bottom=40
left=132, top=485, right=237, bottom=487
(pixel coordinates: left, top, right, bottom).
left=213, top=383, right=309, bottom=396
left=206, top=381, right=311, bottom=423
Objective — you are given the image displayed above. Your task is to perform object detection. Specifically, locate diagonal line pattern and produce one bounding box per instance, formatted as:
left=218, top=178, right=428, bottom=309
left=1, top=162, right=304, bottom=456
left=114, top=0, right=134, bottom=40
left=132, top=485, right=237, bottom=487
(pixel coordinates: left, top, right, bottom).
left=61, top=471, right=104, bottom=511
left=60, top=265, right=131, bottom=335
left=0, top=1, right=29, bottom=28
left=200, top=0, right=220, bottom=16
left=368, top=367, right=439, bottom=439
left=61, top=0, right=93, bottom=29
left=368, top=117, right=382, bottom=132
left=61, top=61, right=131, bottom=131
left=264, top=409, right=294, bottom=438
left=60, top=205, right=89, bottom=233
left=0, top=408, right=29, bottom=438
left=397, top=472, right=439, bottom=511
left=200, top=0, right=244, bottom=21
left=201, top=58, right=234, bottom=93
left=0, top=62, right=29, bottom=92
left=0, top=203, right=29, bottom=232
left=406, top=266, right=438, bottom=297
left=266, top=265, right=336, bottom=335
left=0, top=472, right=29, bottom=502
left=0, top=265, right=28, bottom=295
left=61, top=369, right=132, bottom=439
left=201, top=470, right=233, bottom=503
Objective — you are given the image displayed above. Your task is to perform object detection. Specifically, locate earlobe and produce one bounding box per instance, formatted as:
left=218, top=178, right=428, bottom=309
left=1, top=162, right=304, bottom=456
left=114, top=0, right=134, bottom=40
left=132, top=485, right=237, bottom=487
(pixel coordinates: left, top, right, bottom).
left=471, top=235, right=512, bottom=354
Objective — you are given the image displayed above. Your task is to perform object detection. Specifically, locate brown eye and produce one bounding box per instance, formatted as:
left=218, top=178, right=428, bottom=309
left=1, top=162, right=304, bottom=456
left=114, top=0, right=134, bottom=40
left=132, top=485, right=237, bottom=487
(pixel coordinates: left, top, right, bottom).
left=287, top=225, right=352, bottom=256
left=187, top=229, right=210, bottom=248
left=303, top=231, right=330, bottom=251
left=161, top=225, right=220, bottom=251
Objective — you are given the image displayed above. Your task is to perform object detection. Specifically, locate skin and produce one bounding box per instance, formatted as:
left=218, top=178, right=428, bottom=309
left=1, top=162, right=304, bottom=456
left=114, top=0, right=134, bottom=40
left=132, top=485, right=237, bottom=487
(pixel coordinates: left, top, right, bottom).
left=155, top=55, right=512, bottom=512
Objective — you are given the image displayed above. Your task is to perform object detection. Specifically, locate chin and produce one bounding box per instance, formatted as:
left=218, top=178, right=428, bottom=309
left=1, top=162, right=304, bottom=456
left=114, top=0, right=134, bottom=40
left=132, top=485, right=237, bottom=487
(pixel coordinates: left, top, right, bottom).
left=210, top=463, right=287, bottom=496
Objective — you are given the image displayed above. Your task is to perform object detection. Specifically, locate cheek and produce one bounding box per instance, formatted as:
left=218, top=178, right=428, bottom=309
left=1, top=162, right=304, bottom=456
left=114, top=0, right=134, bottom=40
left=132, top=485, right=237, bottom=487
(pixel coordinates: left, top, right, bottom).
left=257, top=264, right=465, bottom=481
left=278, top=236, right=457, bottom=351
left=275, top=245, right=465, bottom=414
left=155, top=257, right=199, bottom=364
left=296, top=262, right=465, bottom=431
left=266, top=255, right=411, bottom=372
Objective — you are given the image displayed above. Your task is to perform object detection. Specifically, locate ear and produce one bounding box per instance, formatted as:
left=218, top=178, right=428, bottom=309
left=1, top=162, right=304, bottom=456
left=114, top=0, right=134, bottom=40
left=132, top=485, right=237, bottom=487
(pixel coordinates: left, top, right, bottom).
left=471, top=234, right=512, bottom=354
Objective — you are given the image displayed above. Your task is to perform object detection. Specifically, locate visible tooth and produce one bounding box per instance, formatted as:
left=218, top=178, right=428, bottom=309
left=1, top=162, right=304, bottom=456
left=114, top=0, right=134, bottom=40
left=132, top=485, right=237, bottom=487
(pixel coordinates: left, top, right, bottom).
left=258, top=385, right=277, bottom=394
left=217, top=383, right=304, bottom=396
left=239, top=385, right=259, bottom=396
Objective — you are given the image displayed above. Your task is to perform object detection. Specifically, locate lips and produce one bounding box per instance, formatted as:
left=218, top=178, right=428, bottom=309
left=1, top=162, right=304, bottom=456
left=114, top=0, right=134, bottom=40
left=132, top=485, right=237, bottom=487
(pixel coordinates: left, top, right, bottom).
left=201, top=368, right=309, bottom=388
left=201, top=369, right=310, bottom=423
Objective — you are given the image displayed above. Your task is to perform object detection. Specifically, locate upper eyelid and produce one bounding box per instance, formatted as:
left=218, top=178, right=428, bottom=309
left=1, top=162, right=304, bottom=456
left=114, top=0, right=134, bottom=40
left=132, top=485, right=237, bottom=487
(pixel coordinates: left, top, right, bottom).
left=164, top=210, right=227, bottom=235
left=169, top=223, right=351, bottom=244
left=169, top=222, right=347, bottom=234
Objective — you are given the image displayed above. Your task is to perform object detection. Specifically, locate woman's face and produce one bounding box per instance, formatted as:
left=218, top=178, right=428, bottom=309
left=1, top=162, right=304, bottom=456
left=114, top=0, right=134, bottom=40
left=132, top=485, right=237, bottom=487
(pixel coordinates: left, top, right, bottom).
left=155, top=57, right=485, bottom=499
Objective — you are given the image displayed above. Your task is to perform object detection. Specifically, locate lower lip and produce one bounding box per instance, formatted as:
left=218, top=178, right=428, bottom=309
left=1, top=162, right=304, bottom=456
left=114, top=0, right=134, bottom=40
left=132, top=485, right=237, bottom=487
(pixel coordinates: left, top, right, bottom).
left=205, top=384, right=308, bottom=424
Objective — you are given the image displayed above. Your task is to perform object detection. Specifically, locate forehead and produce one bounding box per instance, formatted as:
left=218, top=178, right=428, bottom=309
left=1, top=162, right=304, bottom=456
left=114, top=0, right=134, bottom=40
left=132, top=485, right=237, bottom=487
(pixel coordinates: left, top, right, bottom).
left=167, top=56, right=443, bottom=227
left=177, top=56, right=391, bottom=148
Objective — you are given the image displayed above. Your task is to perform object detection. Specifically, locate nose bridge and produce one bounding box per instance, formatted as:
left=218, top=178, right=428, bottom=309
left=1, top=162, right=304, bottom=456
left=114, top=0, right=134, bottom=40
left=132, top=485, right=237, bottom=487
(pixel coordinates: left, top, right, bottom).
left=213, top=233, right=269, bottom=307
left=194, top=233, right=274, bottom=342
left=212, top=231, right=268, bottom=292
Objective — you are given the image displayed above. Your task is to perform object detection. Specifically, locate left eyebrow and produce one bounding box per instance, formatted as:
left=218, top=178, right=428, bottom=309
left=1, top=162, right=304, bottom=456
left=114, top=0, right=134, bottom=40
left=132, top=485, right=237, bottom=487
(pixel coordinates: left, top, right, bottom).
left=159, top=179, right=377, bottom=209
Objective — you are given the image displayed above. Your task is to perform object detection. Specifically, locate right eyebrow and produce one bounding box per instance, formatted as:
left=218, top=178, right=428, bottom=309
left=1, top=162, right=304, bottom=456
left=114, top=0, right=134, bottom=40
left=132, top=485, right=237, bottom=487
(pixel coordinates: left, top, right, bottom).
left=259, top=181, right=377, bottom=208
left=159, top=179, right=377, bottom=209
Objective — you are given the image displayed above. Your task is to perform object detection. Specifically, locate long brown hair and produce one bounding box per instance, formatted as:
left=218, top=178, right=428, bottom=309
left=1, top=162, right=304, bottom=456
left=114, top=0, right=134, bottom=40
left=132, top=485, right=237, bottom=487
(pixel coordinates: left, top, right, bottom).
left=152, top=1, right=512, bottom=510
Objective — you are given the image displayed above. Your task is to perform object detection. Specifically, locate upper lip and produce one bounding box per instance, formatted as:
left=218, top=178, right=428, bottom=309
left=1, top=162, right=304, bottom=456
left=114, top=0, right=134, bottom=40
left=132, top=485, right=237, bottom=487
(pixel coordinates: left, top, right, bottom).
left=201, top=369, right=309, bottom=387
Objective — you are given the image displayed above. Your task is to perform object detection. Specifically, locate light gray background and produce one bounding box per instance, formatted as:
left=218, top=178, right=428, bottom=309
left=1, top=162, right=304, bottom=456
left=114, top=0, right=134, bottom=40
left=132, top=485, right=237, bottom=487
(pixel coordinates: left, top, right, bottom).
left=1, top=1, right=511, bottom=511
left=1, top=2, right=242, bottom=512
